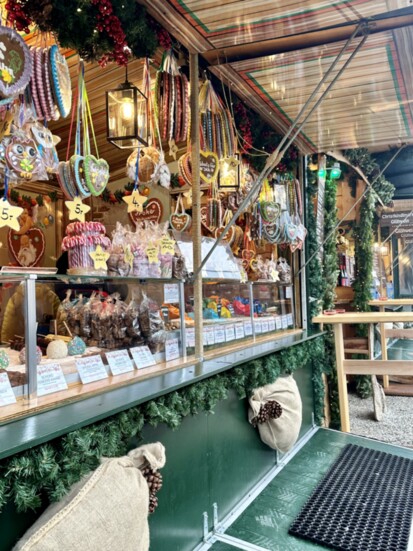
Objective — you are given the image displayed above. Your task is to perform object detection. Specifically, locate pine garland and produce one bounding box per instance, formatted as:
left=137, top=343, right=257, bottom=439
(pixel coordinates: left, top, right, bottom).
left=323, top=179, right=339, bottom=310
left=0, top=337, right=325, bottom=513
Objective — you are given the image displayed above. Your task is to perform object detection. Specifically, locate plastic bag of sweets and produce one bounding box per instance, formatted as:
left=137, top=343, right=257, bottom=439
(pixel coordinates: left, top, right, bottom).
left=138, top=292, right=165, bottom=339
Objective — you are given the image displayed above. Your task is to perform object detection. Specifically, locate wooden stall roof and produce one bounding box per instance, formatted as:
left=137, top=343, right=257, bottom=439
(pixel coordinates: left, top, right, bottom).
left=141, top=0, right=413, bottom=153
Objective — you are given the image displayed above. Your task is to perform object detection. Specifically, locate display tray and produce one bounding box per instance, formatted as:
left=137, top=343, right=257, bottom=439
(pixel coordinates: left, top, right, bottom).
left=0, top=328, right=302, bottom=425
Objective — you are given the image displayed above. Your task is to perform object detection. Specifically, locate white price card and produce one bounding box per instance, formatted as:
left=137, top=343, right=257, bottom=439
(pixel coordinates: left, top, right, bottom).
left=0, top=372, right=16, bottom=406
left=130, top=346, right=156, bottom=369
left=76, top=356, right=108, bottom=385
left=281, top=315, right=288, bottom=329
left=106, top=350, right=134, bottom=376
left=165, top=338, right=180, bottom=362
left=214, top=326, right=225, bottom=344
left=186, top=327, right=195, bottom=348
left=225, top=324, right=235, bottom=342
left=204, top=326, right=215, bottom=345
left=275, top=316, right=282, bottom=330
left=244, top=320, right=253, bottom=336
left=164, top=283, right=180, bottom=304
left=261, top=320, right=269, bottom=333
left=287, top=313, right=294, bottom=327
left=286, top=286, right=292, bottom=299
left=268, top=318, right=276, bottom=332
left=255, top=320, right=262, bottom=334
left=235, top=322, right=245, bottom=340
left=37, top=363, right=68, bottom=397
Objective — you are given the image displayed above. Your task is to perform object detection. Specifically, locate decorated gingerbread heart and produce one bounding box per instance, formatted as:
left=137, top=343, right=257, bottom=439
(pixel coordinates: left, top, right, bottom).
left=214, top=226, right=235, bottom=245
left=129, top=198, right=163, bottom=227
left=200, top=151, right=219, bottom=184
left=170, top=212, right=191, bottom=233
left=70, top=154, right=91, bottom=198
left=84, top=155, right=109, bottom=196
left=8, top=227, right=45, bottom=267
left=261, top=201, right=281, bottom=223
left=201, top=205, right=214, bottom=233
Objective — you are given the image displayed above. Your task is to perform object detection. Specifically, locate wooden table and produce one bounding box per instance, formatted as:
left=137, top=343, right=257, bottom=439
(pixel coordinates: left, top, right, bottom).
left=313, top=312, right=413, bottom=432
left=368, top=299, right=413, bottom=388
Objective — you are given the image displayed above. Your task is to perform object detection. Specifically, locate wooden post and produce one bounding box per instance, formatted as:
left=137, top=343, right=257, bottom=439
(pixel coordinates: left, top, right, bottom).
left=379, top=305, right=389, bottom=388
left=334, top=323, right=350, bottom=432
left=190, top=53, right=204, bottom=360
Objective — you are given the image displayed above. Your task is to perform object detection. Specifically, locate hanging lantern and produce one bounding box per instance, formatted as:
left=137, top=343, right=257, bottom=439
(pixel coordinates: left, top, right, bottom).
left=218, top=155, right=241, bottom=190
left=106, top=67, right=148, bottom=149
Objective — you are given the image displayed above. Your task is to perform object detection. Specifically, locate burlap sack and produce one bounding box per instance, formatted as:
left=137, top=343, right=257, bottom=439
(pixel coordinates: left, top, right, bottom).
left=13, top=442, right=166, bottom=551
left=248, top=375, right=302, bottom=453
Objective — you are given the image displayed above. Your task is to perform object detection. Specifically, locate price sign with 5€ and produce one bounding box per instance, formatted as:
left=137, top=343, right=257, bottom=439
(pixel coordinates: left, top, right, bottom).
left=0, top=199, right=23, bottom=231
left=65, top=196, right=91, bottom=222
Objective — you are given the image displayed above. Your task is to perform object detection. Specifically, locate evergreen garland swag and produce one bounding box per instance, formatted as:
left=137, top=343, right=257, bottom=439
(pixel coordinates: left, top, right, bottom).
left=0, top=337, right=326, bottom=513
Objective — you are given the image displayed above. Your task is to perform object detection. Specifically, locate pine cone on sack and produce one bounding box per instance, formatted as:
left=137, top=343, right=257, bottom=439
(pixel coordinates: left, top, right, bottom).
left=142, top=467, right=163, bottom=514
left=251, top=400, right=283, bottom=427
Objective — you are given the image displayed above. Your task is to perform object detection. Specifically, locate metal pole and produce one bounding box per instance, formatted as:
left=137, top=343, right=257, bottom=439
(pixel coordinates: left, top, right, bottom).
left=190, top=52, right=204, bottom=360
left=178, top=280, right=187, bottom=357
left=271, top=32, right=369, bottom=164
left=275, top=23, right=364, bottom=154
left=24, top=275, right=37, bottom=397
left=193, top=24, right=369, bottom=279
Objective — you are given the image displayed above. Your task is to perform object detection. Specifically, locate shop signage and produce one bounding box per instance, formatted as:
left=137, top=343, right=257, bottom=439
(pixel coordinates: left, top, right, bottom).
left=186, top=327, right=195, bottom=348
left=165, top=338, right=180, bottom=362
left=0, top=372, right=16, bottom=406
left=225, top=324, right=235, bottom=342
left=164, top=283, right=179, bottom=304
left=76, top=356, right=108, bottom=384
left=244, top=320, right=253, bottom=336
left=130, top=346, right=156, bottom=369
left=37, top=363, right=68, bottom=396
left=235, top=322, right=245, bottom=339
left=379, top=211, right=413, bottom=235
left=106, top=350, right=134, bottom=376
left=129, top=198, right=163, bottom=226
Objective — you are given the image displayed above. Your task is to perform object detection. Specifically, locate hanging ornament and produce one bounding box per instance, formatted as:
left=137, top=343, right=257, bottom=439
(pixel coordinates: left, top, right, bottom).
left=154, top=50, right=189, bottom=147
left=57, top=60, right=109, bottom=199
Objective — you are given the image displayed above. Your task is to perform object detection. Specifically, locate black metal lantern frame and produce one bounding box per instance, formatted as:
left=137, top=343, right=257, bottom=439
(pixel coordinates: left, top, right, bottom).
left=218, top=154, right=241, bottom=190
left=106, top=68, right=148, bottom=149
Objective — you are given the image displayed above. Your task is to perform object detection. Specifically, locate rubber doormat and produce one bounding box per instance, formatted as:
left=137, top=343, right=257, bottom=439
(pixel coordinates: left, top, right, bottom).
left=289, top=444, right=413, bottom=551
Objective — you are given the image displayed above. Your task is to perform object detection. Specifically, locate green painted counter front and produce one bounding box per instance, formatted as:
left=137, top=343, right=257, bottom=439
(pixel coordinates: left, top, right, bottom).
left=0, top=365, right=314, bottom=551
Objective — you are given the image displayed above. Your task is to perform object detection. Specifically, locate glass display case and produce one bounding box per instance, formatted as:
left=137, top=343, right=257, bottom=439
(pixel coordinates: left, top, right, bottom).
left=0, top=273, right=299, bottom=424
left=0, top=275, right=188, bottom=423
left=184, top=279, right=297, bottom=354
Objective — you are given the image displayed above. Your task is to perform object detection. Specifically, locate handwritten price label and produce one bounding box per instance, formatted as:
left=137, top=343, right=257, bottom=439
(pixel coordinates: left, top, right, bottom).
left=124, top=244, right=134, bottom=269
left=65, top=196, right=91, bottom=222
left=146, top=244, right=159, bottom=264
left=0, top=200, right=23, bottom=231
left=89, top=245, right=110, bottom=270
left=160, top=235, right=175, bottom=255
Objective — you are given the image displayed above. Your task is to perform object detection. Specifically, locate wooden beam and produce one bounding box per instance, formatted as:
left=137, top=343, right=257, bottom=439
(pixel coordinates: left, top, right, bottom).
left=334, top=324, right=350, bottom=433
left=343, top=360, right=413, bottom=375
left=313, top=312, right=413, bottom=324
left=203, top=7, right=413, bottom=65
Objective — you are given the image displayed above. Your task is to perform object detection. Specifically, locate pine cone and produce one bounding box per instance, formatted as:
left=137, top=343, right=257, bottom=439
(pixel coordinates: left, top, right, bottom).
left=149, top=494, right=159, bottom=514
left=251, top=400, right=283, bottom=427
left=142, top=467, right=163, bottom=494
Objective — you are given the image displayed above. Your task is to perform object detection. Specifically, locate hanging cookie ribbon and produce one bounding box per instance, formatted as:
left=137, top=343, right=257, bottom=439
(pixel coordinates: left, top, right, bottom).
left=154, top=50, right=189, bottom=155
left=215, top=208, right=235, bottom=246
left=169, top=194, right=191, bottom=233
left=57, top=60, right=109, bottom=200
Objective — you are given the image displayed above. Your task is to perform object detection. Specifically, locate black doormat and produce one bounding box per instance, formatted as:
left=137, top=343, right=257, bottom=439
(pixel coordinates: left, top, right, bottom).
left=289, top=444, right=413, bottom=551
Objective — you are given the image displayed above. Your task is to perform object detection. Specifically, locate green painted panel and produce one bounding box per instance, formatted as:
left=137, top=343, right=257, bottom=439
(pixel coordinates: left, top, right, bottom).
left=207, top=391, right=276, bottom=520
left=141, top=414, right=210, bottom=551
left=0, top=500, right=46, bottom=551
left=293, top=366, right=315, bottom=439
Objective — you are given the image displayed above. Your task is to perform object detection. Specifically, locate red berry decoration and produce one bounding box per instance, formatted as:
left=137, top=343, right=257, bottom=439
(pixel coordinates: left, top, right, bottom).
left=91, top=0, right=129, bottom=66
left=6, top=0, right=33, bottom=32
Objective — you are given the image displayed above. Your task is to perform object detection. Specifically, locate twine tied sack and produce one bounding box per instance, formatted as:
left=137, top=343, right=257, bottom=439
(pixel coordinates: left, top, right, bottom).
left=248, top=375, right=302, bottom=453
left=13, top=442, right=166, bottom=551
